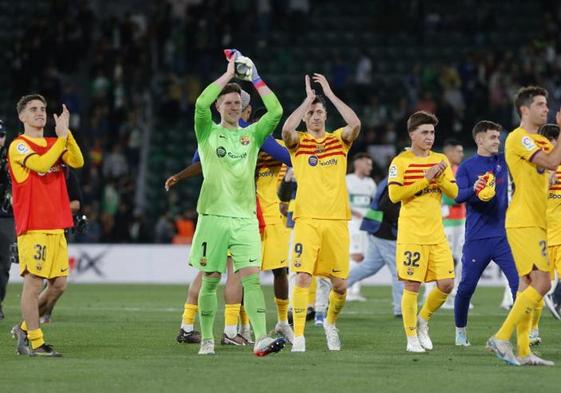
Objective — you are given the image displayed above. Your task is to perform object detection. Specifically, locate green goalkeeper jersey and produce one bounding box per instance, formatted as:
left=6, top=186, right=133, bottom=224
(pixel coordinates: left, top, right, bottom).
left=194, top=83, right=282, bottom=218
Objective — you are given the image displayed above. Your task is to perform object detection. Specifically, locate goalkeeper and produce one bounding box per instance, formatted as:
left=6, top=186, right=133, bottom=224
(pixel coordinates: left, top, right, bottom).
left=189, top=49, right=285, bottom=356
left=452, top=120, right=519, bottom=346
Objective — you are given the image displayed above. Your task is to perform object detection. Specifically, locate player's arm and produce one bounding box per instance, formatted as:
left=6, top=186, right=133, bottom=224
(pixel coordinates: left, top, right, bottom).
left=388, top=160, right=446, bottom=203
left=9, top=138, right=67, bottom=176
left=312, top=73, right=361, bottom=144
left=437, top=159, right=458, bottom=199
left=454, top=163, right=481, bottom=203
left=165, top=149, right=202, bottom=190
left=261, top=136, right=291, bottom=166
left=194, top=57, right=236, bottom=141
left=61, top=131, right=84, bottom=168
left=530, top=111, right=561, bottom=169
left=282, top=75, right=316, bottom=149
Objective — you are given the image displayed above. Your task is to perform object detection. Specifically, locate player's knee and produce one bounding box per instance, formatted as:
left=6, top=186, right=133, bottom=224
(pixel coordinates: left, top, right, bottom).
left=331, top=279, right=347, bottom=294
left=437, top=279, right=454, bottom=294
left=404, top=281, right=421, bottom=293
left=295, top=272, right=312, bottom=288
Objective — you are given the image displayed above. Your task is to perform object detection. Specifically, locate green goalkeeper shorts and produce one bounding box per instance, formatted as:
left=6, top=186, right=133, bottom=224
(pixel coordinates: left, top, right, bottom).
left=189, top=214, right=261, bottom=273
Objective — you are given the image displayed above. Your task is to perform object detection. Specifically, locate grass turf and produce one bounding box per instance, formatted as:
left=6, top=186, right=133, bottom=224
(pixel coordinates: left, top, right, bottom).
left=0, top=284, right=560, bottom=392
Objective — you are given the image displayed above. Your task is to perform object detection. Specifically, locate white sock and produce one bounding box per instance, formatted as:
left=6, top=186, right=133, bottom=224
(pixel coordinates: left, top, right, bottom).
left=224, top=325, right=238, bottom=338
left=181, top=323, right=194, bottom=332
left=456, top=327, right=466, bottom=335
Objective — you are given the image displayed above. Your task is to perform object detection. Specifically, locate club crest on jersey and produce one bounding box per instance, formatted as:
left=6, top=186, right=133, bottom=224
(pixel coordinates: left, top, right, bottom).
left=294, top=259, right=302, bottom=268
left=240, top=135, right=250, bottom=145
left=199, top=257, right=208, bottom=266
left=216, top=146, right=227, bottom=157
left=16, top=143, right=29, bottom=154
left=315, top=144, right=325, bottom=153
left=308, top=155, right=319, bottom=166
left=521, top=136, right=536, bottom=151
left=406, top=267, right=414, bottom=276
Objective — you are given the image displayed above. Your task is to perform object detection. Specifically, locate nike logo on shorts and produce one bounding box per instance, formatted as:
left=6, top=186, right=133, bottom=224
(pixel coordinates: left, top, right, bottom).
left=249, top=259, right=257, bottom=263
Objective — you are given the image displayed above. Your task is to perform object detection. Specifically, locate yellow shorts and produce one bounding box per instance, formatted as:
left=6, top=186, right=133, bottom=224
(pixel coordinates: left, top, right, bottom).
left=396, top=242, right=454, bottom=282
left=548, top=244, right=561, bottom=279
left=18, top=232, right=69, bottom=279
left=291, top=218, right=349, bottom=279
left=261, top=223, right=291, bottom=271
left=506, top=227, right=549, bottom=276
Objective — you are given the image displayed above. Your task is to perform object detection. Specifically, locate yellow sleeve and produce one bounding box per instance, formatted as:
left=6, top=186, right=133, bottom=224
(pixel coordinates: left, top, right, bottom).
left=510, top=131, right=542, bottom=162
left=61, top=131, right=84, bottom=168
left=437, top=157, right=458, bottom=199
left=387, top=156, right=430, bottom=202
left=333, top=128, right=351, bottom=151
left=9, top=138, right=67, bottom=181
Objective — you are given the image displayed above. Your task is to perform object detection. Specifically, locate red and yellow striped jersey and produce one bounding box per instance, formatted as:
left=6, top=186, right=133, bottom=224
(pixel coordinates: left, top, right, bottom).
left=288, top=128, right=351, bottom=220
left=547, top=168, right=561, bottom=245
left=388, top=150, right=456, bottom=244
left=256, top=139, right=287, bottom=225
left=505, top=127, right=552, bottom=230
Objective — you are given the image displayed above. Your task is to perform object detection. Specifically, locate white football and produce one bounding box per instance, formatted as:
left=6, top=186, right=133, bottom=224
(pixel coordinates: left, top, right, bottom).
left=235, top=56, right=254, bottom=81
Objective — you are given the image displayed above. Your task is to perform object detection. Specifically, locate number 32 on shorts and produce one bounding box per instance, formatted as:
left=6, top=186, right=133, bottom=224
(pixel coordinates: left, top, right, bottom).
left=402, top=250, right=420, bottom=267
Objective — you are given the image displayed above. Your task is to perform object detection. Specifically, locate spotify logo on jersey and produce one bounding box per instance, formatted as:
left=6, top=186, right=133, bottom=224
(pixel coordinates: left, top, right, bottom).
left=308, top=155, right=318, bottom=166
left=216, top=146, right=227, bottom=158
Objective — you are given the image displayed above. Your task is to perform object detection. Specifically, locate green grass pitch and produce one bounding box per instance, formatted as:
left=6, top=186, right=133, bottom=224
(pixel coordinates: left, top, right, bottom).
left=0, top=284, right=560, bottom=392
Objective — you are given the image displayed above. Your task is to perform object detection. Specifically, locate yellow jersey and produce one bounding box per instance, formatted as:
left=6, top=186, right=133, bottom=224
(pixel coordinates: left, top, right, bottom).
left=388, top=150, right=457, bottom=244
left=547, top=168, right=561, bottom=245
left=256, top=140, right=287, bottom=225
left=288, top=128, right=351, bottom=220
left=505, top=127, right=552, bottom=230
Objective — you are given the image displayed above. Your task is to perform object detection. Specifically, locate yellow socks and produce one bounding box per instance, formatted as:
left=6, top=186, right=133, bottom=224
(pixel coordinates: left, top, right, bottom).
left=401, top=289, right=418, bottom=337
left=292, top=286, right=309, bottom=337
left=181, top=303, right=198, bottom=330
left=531, top=298, right=544, bottom=330
left=224, top=303, right=241, bottom=338
left=496, top=287, right=542, bottom=341
left=307, top=277, right=317, bottom=308
left=275, top=297, right=289, bottom=323
left=326, top=290, right=346, bottom=325
left=28, top=328, right=45, bottom=350
left=20, top=321, right=28, bottom=332
left=419, top=287, right=448, bottom=321
left=516, top=309, right=532, bottom=357
left=239, top=305, right=250, bottom=327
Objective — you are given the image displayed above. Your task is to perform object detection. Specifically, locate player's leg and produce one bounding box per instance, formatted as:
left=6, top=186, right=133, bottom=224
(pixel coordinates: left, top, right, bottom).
left=317, top=220, right=350, bottom=351
left=38, top=276, right=68, bottom=323
left=177, top=271, right=202, bottom=343
left=231, top=217, right=285, bottom=356
left=544, top=245, right=561, bottom=320
left=490, top=228, right=551, bottom=366
left=314, top=276, right=330, bottom=326
left=378, top=238, right=403, bottom=317
left=189, top=215, right=230, bottom=354
left=500, top=273, right=514, bottom=310
left=347, top=234, right=385, bottom=291
left=222, top=257, right=245, bottom=345
left=261, top=223, right=293, bottom=341
left=396, top=243, right=430, bottom=352
left=347, top=224, right=366, bottom=301
left=417, top=241, right=455, bottom=350
left=290, top=218, right=321, bottom=352
left=454, top=239, right=492, bottom=346
left=443, top=225, right=465, bottom=309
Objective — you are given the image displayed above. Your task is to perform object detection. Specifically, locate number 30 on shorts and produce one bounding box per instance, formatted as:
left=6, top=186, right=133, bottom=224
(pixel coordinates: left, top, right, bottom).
left=402, top=250, right=420, bottom=267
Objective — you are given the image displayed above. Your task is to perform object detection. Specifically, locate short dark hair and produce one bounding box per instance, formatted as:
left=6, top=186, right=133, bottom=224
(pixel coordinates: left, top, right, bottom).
left=407, top=111, right=438, bottom=133
left=217, top=83, right=242, bottom=99
left=472, top=120, right=502, bottom=141
left=538, top=123, right=560, bottom=142
left=443, top=139, right=462, bottom=149
left=513, top=86, right=548, bottom=117
left=17, top=94, right=47, bottom=114
left=352, top=152, right=372, bottom=162
left=311, top=95, right=327, bottom=109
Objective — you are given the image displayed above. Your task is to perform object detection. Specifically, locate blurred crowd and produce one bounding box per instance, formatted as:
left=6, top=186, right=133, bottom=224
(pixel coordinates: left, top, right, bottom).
left=2, top=0, right=561, bottom=242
